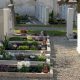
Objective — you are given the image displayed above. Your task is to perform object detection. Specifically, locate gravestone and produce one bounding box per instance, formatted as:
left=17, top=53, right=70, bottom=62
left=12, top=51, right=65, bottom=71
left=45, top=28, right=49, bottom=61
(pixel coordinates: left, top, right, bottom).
left=0, top=8, right=13, bottom=40
left=77, top=14, right=80, bottom=53
left=66, top=8, right=74, bottom=39
left=44, top=7, right=49, bottom=25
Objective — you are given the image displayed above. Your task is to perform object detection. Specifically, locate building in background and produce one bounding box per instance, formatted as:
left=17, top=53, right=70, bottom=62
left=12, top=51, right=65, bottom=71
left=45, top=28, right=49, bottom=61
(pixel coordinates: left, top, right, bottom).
left=0, top=0, right=77, bottom=23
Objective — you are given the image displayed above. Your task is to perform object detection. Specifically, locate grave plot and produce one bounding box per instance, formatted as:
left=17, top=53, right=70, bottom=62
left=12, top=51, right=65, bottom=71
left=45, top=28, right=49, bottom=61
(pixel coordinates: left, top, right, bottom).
left=0, top=30, right=53, bottom=78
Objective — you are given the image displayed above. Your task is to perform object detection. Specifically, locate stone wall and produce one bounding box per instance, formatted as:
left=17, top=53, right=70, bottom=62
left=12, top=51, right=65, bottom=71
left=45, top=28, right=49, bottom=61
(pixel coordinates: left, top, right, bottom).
left=0, top=0, right=53, bottom=16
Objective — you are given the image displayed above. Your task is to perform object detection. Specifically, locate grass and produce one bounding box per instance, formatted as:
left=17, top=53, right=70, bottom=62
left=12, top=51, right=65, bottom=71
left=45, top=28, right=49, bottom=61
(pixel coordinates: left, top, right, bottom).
left=15, top=24, right=65, bottom=28
left=27, top=30, right=66, bottom=36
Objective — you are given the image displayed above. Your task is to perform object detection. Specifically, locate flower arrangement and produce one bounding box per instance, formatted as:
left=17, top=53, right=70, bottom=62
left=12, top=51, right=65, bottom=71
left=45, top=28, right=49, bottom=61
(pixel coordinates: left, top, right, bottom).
left=17, top=61, right=30, bottom=69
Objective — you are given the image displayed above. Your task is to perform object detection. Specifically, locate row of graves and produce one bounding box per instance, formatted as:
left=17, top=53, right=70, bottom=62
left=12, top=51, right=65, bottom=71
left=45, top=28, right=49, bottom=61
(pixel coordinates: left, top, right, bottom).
left=0, top=8, right=53, bottom=78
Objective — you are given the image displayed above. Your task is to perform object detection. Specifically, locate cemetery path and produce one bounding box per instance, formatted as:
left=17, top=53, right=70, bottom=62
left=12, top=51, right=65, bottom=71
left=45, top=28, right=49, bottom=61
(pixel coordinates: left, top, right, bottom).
left=15, top=26, right=66, bottom=31
left=51, top=37, right=80, bottom=80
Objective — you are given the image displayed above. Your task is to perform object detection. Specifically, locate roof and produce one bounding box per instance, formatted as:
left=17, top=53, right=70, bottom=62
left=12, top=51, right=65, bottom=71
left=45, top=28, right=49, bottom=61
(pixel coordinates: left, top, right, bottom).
left=58, top=0, right=77, bottom=4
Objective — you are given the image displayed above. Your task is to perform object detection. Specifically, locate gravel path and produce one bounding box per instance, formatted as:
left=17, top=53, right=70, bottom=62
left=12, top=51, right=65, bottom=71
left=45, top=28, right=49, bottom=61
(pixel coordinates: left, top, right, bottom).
left=51, top=37, right=80, bottom=80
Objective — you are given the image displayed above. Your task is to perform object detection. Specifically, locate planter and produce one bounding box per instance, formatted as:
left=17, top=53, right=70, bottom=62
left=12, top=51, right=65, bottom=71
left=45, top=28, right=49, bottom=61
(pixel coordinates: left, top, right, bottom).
left=0, top=33, right=52, bottom=78
left=0, top=69, right=53, bottom=78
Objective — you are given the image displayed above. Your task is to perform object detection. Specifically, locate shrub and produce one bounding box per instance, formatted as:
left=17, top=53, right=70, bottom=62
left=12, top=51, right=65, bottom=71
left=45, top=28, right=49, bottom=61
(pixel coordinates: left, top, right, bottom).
left=31, top=41, right=38, bottom=46
left=22, top=41, right=29, bottom=45
left=30, top=45, right=37, bottom=50
left=15, top=13, right=21, bottom=24
left=17, top=46, right=29, bottom=50
left=19, top=65, right=29, bottom=72
left=23, top=41, right=38, bottom=46
left=0, top=46, right=5, bottom=55
left=3, top=53, right=12, bottom=60
left=37, top=64, right=43, bottom=72
left=0, top=46, right=12, bottom=60
left=9, top=37, right=27, bottom=41
left=49, top=11, right=54, bottom=24
left=37, top=55, right=46, bottom=61
left=29, top=64, right=43, bottom=73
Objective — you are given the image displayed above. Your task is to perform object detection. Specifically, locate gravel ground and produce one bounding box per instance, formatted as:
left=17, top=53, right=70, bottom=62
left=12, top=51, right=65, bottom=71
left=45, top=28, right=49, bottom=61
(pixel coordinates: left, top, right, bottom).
left=51, top=36, right=80, bottom=80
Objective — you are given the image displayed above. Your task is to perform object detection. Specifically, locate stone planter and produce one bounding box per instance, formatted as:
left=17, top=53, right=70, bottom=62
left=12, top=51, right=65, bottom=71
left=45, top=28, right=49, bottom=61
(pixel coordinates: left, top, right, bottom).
left=0, top=60, right=53, bottom=78
left=1, top=35, right=52, bottom=78
left=0, top=68, right=53, bottom=78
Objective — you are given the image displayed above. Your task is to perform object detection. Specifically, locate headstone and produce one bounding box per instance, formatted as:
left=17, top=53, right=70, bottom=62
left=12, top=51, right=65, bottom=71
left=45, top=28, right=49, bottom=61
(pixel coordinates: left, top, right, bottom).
left=77, top=14, right=80, bottom=53
left=44, top=7, right=49, bottom=25
left=66, top=8, right=74, bottom=39
left=0, top=8, right=13, bottom=40
left=41, top=5, right=44, bottom=23
left=40, top=5, right=42, bottom=22
left=53, top=0, right=58, bottom=16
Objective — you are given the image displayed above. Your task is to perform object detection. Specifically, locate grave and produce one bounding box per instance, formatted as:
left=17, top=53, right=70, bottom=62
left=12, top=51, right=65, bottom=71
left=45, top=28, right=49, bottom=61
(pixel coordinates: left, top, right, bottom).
left=0, top=8, right=13, bottom=40
left=77, top=14, right=80, bottom=53
left=66, top=8, right=77, bottom=41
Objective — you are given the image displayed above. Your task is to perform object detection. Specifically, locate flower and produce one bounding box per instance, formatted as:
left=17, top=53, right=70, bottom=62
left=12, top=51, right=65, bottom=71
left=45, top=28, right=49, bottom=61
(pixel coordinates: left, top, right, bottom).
left=30, top=55, right=35, bottom=59
left=27, top=35, right=33, bottom=40
left=17, top=61, right=30, bottom=69
left=46, top=58, right=50, bottom=64
left=41, top=50, right=44, bottom=54
left=13, top=44, right=17, bottom=48
left=0, top=55, right=3, bottom=58
left=15, top=30, right=21, bottom=34
left=0, top=43, right=3, bottom=47
left=46, top=54, right=50, bottom=57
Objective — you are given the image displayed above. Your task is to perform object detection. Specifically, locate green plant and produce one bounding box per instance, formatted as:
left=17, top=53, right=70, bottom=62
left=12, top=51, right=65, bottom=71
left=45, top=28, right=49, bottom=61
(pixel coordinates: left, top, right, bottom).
left=37, top=55, right=46, bottom=61
left=31, top=41, right=38, bottom=46
left=17, top=46, right=29, bottom=50
left=23, top=41, right=38, bottom=46
left=30, top=45, right=37, bottom=50
left=3, top=53, right=12, bottom=60
left=9, top=37, right=27, bottom=41
left=0, top=46, right=12, bottom=60
left=15, top=54, right=25, bottom=60
left=22, top=41, right=29, bottom=45
left=37, top=64, right=43, bottom=72
left=0, top=46, right=5, bottom=55
left=49, top=11, right=54, bottom=24
left=15, top=13, right=21, bottom=24
left=3, top=36, right=9, bottom=49
left=29, top=64, right=43, bottom=73
left=19, top=65, right=29, bottom=72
